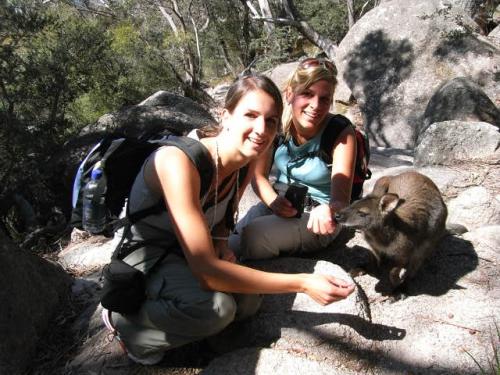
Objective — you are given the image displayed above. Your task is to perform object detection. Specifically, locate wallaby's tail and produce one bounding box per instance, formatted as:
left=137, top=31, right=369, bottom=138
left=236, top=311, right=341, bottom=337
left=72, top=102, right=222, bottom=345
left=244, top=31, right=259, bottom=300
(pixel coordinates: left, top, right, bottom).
left=446, top=223, right=468, bottom=235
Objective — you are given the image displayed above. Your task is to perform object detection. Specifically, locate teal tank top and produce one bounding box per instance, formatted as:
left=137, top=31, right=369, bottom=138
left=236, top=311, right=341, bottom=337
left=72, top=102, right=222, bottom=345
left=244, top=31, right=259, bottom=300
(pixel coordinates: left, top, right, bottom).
left=274, top=126, right=331, bottom=204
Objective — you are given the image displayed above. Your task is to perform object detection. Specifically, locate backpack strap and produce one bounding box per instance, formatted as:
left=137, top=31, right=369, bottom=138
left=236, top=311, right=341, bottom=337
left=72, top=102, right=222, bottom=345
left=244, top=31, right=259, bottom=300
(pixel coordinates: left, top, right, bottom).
left=108, top=136, right=214, bottom=234
left=166, top=136, right=214, bottom=196
left=318, top=114, right=353, bottom=165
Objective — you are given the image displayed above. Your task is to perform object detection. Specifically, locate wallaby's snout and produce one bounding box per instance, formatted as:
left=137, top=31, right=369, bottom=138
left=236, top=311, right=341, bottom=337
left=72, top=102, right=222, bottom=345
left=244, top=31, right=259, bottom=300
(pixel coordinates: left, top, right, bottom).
left=335, top=196, right=379, bottom=229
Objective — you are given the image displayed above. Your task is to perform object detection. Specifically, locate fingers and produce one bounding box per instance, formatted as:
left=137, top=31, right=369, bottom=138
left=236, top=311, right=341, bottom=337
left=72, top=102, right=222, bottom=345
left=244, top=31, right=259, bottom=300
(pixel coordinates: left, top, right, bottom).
left=325, top=275, right=355, bottom=296
left=270, top=197, right=297, bottom=217
left=326, top=275, right=354, bottom=288
left=222, top=250, right=237, bottom=263
left=307, top=205, right=336, bottom=235
left=304, top=274, right=356, bottom=306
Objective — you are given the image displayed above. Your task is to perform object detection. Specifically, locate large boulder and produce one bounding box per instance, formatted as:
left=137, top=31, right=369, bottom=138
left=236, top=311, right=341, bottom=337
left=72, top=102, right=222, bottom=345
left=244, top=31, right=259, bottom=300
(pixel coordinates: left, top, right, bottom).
left=447, top=186, right=500, bottom=229
left=81, top=90, right=216, bottom=138
left=203, top=348, right=353, bottom=375
left=414, top=120, right=500, bottom=166
left=266, top=61, right=299, bottom=91
left=334, top=0, right=500, bottom=149
left=421, top=77, right=500, bottom=135
left=0, top=230, right=72, bottom=373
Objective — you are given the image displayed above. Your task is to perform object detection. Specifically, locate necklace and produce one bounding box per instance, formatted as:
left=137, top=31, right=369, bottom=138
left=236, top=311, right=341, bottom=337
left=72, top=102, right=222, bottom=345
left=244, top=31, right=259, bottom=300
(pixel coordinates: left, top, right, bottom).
left=210, top=139, right=241, bottom=232
left=211, top=140, right=219, bottom=230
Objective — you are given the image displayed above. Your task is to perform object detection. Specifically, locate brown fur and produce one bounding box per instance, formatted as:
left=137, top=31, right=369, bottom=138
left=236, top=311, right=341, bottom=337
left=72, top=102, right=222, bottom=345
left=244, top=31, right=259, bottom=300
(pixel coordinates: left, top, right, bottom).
left=335, top=171, right=447, bottom=288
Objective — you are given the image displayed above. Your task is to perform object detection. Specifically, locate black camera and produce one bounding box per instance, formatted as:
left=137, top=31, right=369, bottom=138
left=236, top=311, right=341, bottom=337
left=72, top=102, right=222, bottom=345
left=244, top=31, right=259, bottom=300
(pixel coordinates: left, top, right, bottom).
left=281, top=182, right=309, bottom=218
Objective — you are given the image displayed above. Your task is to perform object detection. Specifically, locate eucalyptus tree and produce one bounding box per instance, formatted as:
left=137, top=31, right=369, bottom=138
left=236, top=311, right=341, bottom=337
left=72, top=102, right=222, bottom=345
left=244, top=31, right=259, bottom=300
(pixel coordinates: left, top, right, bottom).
left=244, top=0, right=379, bottom=59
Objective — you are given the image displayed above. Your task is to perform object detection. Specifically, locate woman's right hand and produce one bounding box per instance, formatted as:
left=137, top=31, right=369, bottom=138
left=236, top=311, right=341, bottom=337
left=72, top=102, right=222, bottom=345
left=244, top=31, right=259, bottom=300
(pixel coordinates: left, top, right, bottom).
left=302, top=274, right=355, bottom=305
left=269, top=195, right=297, bottom=218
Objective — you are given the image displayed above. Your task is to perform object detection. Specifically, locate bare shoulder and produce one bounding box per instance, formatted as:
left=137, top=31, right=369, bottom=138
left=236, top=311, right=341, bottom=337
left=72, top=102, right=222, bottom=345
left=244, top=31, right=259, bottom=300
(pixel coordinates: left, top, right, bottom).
left=145, top=145, right=200, bottom=193
left=153, top=145, right=197, bottom=171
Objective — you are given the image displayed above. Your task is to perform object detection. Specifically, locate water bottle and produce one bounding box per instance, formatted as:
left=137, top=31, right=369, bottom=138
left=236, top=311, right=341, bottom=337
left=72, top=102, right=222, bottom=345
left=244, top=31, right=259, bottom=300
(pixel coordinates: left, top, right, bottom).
left=82, top=164, right=107, bottom=234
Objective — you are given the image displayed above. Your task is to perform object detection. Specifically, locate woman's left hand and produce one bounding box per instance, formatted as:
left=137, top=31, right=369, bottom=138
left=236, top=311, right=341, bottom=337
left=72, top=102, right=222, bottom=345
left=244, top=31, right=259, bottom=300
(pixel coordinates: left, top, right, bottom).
left=220, top=247, right=237, bottom=263
left=306, top=204, right=337, bottom=235
left=214, top=239, right=237, bottom=263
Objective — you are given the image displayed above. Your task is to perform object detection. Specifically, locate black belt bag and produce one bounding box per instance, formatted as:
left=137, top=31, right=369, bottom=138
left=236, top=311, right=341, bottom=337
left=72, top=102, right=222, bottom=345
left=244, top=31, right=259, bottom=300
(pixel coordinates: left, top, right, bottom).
left=100, top=258, right=146, bottom=314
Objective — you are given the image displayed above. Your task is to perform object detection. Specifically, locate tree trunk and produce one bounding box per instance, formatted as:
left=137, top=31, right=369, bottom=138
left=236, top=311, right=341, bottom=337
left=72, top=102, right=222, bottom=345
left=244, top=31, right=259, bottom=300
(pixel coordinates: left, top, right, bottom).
left=219, top=40, right=236, bottom=76
left=346, top=0, right=355, bottom=29
left=258, top=0, right=275, bottom=33
left=281, top=0, right=338, bottom=59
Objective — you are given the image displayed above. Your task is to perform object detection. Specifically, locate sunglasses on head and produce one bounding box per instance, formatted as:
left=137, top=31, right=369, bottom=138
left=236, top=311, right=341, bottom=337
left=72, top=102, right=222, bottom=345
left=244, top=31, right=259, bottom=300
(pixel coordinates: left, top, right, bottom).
left=299, top=57, right=336, bottom=74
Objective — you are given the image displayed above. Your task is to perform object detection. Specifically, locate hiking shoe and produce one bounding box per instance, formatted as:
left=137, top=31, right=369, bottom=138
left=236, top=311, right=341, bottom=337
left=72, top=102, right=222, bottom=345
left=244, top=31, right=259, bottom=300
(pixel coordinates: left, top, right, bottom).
left=101, top=308, right=164, bottom=366
left=101, top=308, right=128, bottom=354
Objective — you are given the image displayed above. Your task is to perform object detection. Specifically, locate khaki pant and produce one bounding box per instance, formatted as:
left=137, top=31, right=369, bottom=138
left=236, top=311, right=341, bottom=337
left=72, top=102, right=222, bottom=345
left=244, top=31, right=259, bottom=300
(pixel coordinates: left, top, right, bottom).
left=112, top=253, right=262, bottom=358
left=229, top=202, right=341, bottom=260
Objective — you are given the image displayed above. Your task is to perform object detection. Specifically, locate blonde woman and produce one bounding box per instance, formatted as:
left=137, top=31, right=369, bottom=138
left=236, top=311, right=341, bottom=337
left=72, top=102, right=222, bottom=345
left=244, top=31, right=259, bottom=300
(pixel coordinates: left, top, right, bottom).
left=230, top=59, right=357, bottom=260
left=102, top=74, right=355, bottom=365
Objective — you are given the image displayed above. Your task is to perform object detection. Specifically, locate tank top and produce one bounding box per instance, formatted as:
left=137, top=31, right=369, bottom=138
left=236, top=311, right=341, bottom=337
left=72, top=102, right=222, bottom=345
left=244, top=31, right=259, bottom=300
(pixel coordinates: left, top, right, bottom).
left=274, top=125, right=331, bottom=204
left=117, top=133, right=235, bottom=272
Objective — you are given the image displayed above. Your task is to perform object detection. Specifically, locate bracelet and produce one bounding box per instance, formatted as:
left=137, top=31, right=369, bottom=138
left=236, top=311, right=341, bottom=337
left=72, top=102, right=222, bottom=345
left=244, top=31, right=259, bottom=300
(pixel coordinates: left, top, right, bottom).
left=212, top=236, right=229, bottom=241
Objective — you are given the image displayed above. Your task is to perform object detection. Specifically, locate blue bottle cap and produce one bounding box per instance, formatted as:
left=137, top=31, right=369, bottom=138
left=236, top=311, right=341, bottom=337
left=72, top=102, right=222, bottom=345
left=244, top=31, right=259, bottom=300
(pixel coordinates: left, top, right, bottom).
left=91, top=168, right=103, bottom=179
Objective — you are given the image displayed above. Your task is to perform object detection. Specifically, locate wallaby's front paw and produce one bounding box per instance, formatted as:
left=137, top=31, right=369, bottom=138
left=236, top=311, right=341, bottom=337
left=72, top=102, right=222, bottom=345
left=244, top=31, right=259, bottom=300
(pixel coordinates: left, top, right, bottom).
left=349, top=267, right=367, bottom=278
left=389, top=266, right=407, bottom=288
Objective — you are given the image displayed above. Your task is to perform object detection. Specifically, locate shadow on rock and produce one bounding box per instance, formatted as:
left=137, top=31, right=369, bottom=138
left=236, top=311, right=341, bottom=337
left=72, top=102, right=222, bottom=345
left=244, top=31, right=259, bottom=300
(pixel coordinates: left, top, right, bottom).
left=343, top=30, right=415, bottom=147
left=330, top=235, right=478, bottom=298
left=405, top=235, right=478, bottom=297
left=210, top=294, right=405, bottom=357
left=285, top=311, right=406, bottom=341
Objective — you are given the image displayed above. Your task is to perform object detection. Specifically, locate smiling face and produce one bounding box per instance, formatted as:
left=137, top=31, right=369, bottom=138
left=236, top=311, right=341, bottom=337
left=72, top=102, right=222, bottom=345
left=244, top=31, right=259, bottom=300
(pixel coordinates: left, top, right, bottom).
left=222, top=89, right=280, bottom=158
left=287, top=79, right=334, bottom=138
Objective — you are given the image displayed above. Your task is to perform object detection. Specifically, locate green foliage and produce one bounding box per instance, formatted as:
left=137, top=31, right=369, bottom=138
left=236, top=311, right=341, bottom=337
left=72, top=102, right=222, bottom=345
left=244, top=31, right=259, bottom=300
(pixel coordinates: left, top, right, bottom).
left=295, top=0, right=349, bottom=44
left=251, top=26, right=302, bottom=71
left=0, top=0, right=362, bottom=243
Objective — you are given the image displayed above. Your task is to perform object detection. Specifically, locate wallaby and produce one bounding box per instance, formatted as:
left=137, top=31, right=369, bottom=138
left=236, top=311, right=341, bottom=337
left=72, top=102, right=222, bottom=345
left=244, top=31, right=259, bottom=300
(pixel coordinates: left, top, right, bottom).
left=335, top=171, right=457, bottom=290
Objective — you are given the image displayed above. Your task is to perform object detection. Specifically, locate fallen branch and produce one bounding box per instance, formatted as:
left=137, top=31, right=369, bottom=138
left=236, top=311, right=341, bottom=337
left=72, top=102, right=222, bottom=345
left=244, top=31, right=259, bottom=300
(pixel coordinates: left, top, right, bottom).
left=426, top=317, right=481, bottom=334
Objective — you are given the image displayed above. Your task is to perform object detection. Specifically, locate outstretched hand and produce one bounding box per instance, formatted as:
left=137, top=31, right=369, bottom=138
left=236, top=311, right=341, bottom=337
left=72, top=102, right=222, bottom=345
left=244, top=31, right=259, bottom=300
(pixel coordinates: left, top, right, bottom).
left=307, top=204, right=337, bottom=235
left=303, top=274, right=355, bottom=305
left=269, top=195, right=297, bottom=218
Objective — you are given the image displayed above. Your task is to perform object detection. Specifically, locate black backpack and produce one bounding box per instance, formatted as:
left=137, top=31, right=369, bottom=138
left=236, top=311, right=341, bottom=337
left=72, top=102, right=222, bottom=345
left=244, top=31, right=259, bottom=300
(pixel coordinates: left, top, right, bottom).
left=71, top=134, right=215, bottom=314
left=70, top=134, right=213, bottom=237
left=278, top=114, right=371, bottom=201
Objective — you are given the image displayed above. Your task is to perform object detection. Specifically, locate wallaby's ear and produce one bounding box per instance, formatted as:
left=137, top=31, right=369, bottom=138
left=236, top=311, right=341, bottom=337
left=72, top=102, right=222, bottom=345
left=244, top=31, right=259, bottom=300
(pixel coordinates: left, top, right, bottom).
left=372, top=176, right=390, bottom=196
left=379, top=193, right=399, bottom=214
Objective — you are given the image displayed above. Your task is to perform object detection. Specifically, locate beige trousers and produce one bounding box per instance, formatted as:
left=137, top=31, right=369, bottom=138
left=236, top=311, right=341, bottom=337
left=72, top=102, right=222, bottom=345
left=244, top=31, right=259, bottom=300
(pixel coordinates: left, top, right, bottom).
left=112, top=253, right=262, bottom=358
left=229, top=202, right=341, bottom=260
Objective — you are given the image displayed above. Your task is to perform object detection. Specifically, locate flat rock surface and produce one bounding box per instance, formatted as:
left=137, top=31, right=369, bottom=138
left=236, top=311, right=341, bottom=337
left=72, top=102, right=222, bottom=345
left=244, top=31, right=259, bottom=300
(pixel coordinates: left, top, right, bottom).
left=202, top=348, right=356, bottom=375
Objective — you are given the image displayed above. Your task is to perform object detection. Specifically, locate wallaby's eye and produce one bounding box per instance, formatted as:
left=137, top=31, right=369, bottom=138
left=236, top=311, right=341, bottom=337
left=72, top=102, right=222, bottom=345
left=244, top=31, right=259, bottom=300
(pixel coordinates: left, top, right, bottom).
left=357, top=210, right=369, bottom=217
